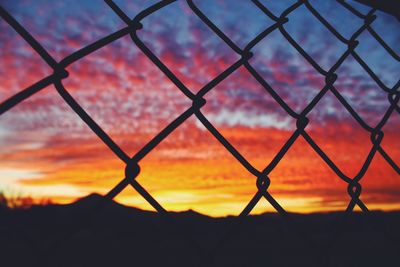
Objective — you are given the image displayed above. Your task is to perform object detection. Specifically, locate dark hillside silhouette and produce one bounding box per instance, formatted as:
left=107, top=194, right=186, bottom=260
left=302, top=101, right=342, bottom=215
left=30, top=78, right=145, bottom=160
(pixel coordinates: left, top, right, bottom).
left=1, top=194, right=399, bottom=267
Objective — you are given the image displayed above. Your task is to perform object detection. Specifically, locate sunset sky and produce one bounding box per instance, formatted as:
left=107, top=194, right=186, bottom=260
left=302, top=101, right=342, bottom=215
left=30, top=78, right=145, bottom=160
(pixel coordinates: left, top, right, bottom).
left=0, top=0, right=399, bottom=217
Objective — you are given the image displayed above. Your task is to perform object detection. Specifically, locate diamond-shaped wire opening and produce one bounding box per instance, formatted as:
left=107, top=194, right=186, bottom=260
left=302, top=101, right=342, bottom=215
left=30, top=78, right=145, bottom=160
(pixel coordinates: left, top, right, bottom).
left=248, top=29, right=325, bottom=113
left=201, top=66, right=296, bottom=171
left=354, top=30, right=400, bottom=90
left=135, top=116, right=257, bottom=217
left=136, top=0, right=239, bottom=93
left=268, top=137, right=349, bottom=213
left=281, top=4, right=347, bottom=71
left=306, top=90, right=372, bottom=178
left=334, top=54, right=391, bottom=127
left=62, top=35, right=192, bottom=156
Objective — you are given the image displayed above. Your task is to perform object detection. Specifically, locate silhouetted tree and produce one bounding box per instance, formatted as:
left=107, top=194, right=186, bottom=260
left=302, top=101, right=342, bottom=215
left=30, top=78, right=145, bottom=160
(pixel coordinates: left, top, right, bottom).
left=0, top=191, right=7, bottom=209
left=0, top=190, right=52, bottom=209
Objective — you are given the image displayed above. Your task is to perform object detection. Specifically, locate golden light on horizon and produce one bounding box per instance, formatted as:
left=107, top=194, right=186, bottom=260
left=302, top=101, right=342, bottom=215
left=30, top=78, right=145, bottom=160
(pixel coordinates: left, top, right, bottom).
left=1, top=118, right=399, bottom=217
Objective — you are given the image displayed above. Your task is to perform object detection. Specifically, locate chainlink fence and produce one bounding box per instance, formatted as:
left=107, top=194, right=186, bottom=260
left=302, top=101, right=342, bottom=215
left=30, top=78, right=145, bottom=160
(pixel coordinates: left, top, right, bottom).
left=0, top=0, right=399, bottom=266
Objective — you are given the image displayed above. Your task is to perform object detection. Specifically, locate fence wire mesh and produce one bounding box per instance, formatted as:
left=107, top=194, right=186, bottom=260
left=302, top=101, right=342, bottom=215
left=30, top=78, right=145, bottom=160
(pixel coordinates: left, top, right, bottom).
left=0, top=0, right=399, bottom=266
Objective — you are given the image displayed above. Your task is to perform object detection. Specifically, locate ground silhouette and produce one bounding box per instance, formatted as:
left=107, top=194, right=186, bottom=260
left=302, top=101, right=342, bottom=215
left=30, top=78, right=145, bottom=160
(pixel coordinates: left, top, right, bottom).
left=1, top=194, right=399, bottom=267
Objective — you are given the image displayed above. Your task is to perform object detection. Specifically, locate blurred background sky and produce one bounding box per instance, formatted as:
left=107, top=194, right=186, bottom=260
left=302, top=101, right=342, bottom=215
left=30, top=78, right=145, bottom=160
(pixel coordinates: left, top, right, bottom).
left=0, top=0, right=399, bottom=216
